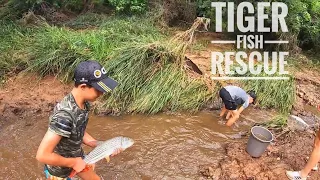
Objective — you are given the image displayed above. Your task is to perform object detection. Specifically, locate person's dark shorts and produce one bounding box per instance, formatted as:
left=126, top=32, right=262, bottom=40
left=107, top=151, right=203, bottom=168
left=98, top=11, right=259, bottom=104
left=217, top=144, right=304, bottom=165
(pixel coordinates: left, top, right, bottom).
left=219, top=88, right=237, bottom=110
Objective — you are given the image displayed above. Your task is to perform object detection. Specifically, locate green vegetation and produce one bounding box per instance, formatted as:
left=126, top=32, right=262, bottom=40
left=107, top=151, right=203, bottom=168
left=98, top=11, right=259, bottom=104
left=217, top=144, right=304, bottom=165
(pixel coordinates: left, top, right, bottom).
left=197, top=0, right=320, bottom=53
left=0, top=15, right=166, bottom=80
left=108, top=0, right=147, bottom=13
left=0, top=23, right=31, bottom=79
left=1, top=0, right=319, bottom=52
left=103, top=42, right=216, bottom=113
left=238, top=73, right=295, bottom=114
left=260, top=114, right=288, bottom=130
left=0, top=0, right=148, bottom=20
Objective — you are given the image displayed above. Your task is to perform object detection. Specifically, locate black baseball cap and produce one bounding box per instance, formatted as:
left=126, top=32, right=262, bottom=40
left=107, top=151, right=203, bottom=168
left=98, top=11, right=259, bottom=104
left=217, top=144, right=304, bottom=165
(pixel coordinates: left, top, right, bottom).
left=247, top=90, right=257, bottom=104
left=74, top=60, right=118, bottom=93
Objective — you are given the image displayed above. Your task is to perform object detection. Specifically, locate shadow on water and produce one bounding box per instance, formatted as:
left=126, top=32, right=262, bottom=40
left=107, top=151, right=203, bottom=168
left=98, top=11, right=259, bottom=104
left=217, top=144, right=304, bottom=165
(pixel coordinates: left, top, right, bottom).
left=0, top=110, right=267, bottom=179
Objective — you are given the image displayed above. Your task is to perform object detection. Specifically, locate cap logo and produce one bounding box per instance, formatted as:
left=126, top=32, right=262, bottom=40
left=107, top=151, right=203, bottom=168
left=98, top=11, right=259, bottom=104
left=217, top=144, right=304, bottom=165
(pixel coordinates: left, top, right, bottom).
left=94, top=70, right=102, bottom=78
left=80, top=78, right=88, bottom=82
left=101, top=67, right=107, bottom=74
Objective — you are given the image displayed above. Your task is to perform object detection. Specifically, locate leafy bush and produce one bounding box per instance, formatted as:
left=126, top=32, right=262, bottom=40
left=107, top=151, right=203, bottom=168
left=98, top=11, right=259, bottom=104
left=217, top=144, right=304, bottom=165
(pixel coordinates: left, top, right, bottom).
left=0, top=0, right=147, bottom=20
left=107, top=0, right=147, bottom=14
left=195, top=0, right=320, bottom=52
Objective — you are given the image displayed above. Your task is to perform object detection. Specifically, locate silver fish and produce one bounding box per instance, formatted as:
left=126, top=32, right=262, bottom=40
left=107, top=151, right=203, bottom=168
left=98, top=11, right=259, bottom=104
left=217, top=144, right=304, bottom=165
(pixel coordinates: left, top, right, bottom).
left=84, top=136, right=134, bottom=164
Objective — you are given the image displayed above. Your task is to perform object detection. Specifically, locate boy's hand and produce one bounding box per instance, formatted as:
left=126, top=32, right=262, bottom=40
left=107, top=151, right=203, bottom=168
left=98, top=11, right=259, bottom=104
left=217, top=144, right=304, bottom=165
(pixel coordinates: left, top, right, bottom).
left=86, top=140, right=103, bottom=148
left=72, top=157, right=86, bottom=173
left=111, top=148, right=123, bottom=156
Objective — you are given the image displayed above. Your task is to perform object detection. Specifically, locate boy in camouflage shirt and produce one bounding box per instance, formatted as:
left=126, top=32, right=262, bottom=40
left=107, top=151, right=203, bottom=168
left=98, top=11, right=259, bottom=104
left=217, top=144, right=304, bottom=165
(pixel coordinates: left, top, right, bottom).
left=36, top=60, right=121, bottom=180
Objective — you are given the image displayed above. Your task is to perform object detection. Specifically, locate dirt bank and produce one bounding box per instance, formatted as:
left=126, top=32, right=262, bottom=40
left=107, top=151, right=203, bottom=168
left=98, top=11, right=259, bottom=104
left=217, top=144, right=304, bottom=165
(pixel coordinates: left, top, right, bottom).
left=199, top=130, right=320, bottom=180
left=0, top=74, right=72, bottom=129
left=293, top=69, right=320, bottom=116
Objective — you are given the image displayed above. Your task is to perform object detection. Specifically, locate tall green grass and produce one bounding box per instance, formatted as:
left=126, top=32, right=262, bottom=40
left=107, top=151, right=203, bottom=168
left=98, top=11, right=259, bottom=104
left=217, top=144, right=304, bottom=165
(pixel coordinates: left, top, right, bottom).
left=102, top=42, right=216, bottom=113
left=0, top=22, right=33, bottom=78
left=0, top=15, right=166, bottom=82
left=238, top=72, right=295, bottom=113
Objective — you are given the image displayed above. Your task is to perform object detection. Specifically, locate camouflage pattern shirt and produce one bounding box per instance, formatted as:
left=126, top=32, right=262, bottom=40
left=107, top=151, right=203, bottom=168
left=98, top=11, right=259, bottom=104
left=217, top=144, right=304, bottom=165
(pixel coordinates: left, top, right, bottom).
left=46, top=93, right=90, bottom=178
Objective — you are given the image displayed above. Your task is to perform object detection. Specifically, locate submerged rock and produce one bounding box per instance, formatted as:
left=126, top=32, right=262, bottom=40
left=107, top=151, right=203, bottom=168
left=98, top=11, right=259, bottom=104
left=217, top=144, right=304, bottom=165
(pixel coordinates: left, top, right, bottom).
left=288, top=115, right=310, bottom=131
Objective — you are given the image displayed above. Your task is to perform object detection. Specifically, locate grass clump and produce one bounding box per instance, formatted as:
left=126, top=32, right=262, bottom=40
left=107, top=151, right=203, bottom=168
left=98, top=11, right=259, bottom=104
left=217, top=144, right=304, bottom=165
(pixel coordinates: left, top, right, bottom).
left=99, top=18, right=216, bottom=113
left=103, top=42, right=216, bottom=114
left=0, top=22, right=33, bottom=78
left=240, top=73, right=295, bottom=114
left=229, top=63, right=295, bottom=114
left=260, top=114, right=288, bottom=130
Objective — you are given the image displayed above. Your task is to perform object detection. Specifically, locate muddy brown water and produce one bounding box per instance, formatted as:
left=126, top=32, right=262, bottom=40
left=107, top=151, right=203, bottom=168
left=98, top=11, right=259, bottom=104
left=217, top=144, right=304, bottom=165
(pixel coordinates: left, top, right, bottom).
left=304, top=104, right=320, bottom=118
left=0, top=110, right=269, bottom=180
